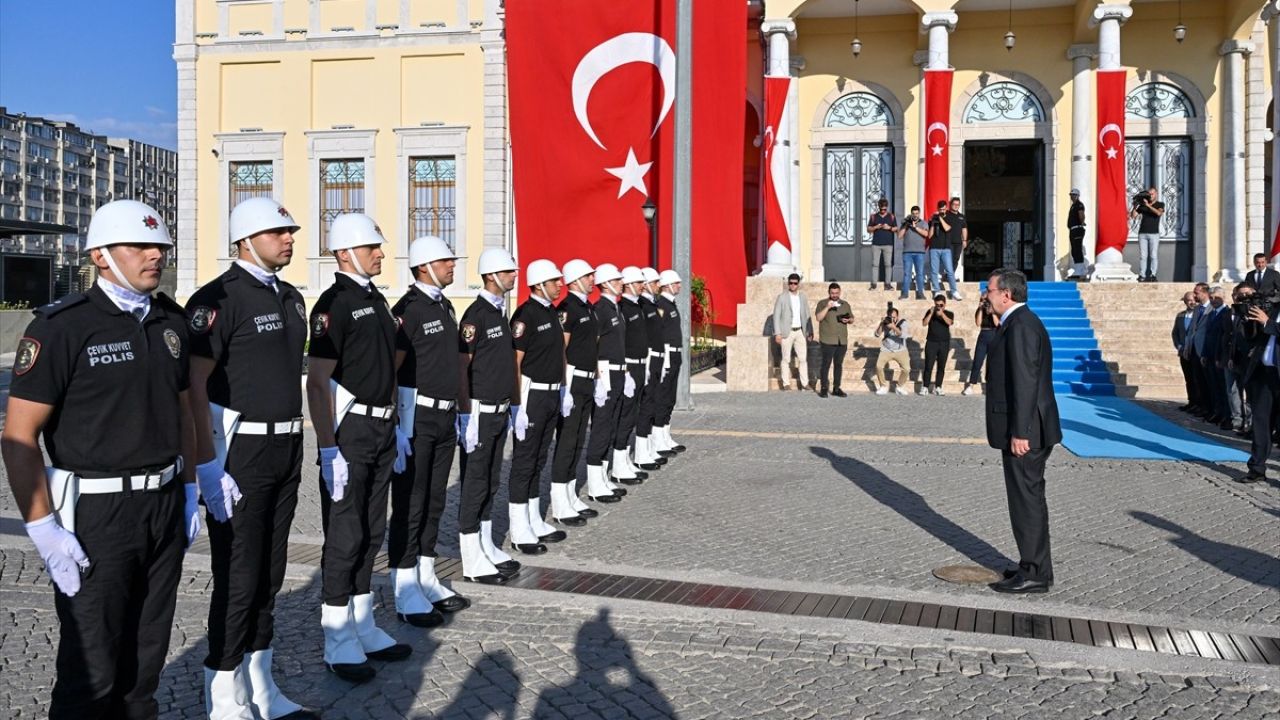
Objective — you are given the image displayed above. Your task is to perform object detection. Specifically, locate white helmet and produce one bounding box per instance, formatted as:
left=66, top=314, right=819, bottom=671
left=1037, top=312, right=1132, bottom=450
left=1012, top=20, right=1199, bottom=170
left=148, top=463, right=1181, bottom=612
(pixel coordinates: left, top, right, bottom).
left=477, top=247, right=518, bottom=275
left=594, top=263, right=623, bottom=284
left=85, top=200, right=173, bottom=250
left=328, top=213, right=386, bottom=252
left=229, top=197, right=299, bottom=243
left=562, top=258, right=595, bottom=284
left=620, top=265, right=645, bottom=285
left=526, top=259, right=562, bottom=287
left=641, top=267, right=660, bottom=283
left=409, top=235, right=462, bottom=267
left=659, top=269, right=682, bottom=287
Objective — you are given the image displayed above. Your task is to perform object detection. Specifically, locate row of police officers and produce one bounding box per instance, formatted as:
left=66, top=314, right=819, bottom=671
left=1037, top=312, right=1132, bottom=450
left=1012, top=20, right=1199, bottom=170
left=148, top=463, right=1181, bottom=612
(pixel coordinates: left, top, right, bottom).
left=1, top=196, right=687, bottom=720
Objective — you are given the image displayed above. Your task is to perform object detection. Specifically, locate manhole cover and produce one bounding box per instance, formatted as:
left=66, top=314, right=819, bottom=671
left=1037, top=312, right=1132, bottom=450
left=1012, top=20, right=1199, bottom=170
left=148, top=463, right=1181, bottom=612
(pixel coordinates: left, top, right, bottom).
left=933, top=565, right=1001, bottom=584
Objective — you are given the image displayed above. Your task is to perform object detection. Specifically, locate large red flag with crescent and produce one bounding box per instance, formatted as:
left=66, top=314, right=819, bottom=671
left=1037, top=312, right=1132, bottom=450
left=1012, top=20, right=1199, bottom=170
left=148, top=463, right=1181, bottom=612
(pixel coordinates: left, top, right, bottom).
left=762, top=76, right=792, bottom=258
left=1096, top=69, right=1128, bottom=258
left=923, top=68, right=952, bottom=238
left=506, top=0, right=747, bottom=328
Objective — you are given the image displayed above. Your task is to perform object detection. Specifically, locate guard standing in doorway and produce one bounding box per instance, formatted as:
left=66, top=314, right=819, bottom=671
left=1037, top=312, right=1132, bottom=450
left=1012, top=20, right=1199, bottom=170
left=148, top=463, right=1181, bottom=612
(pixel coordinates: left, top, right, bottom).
left=2, top=200, right=198, bottom=720
left=306, top=213, right=411, bottom=683
left=584, top=263, right=629, bottom=501
left=633, top=267, right=668, bottom=470
left=653, top=270, right=687, bottom=456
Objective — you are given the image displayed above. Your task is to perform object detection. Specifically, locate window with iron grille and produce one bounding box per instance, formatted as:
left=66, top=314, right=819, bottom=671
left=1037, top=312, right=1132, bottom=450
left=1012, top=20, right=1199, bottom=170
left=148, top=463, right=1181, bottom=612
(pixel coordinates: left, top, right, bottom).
left=229, top=161, right=274, bottom=207
left=320, top=159, right=365, bottom=253
left=408, top=157, right=456, bottom=249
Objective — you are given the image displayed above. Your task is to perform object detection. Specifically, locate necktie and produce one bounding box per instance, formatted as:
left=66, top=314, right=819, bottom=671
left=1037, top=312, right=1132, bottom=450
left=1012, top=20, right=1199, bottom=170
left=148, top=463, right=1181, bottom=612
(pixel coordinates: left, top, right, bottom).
left=132, top=307, right=146, bottom=323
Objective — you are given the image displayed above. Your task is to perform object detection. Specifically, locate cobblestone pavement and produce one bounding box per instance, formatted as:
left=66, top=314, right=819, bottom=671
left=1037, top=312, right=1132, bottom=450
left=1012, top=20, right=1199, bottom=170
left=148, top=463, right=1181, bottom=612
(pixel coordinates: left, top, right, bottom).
left=2, top=386, right=1279, bottom=718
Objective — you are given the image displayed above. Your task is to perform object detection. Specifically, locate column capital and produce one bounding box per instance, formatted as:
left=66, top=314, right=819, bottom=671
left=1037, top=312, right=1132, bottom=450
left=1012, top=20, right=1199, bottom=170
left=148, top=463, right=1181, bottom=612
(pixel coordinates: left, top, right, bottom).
left=1090, top=4, right=1133, bottom=28
left=761, top=18, right=796, bottom=40
left=1220, top=39, right=1255, bottom=57
left=912, top=50, right=930, bottom=68
left=1264, top=1, right=1280, bottom=23
left=920, top=11, right=958, bottom=34
left=1066, top=44, right=1098, bottom=61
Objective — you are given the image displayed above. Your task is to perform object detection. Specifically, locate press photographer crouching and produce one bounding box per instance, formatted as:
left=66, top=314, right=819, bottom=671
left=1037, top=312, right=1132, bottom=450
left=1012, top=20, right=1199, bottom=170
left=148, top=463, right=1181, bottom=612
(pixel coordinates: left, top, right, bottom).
left=1238, top=290, right=1280, bottom=482
left=873, top=305, right=911, bottom=395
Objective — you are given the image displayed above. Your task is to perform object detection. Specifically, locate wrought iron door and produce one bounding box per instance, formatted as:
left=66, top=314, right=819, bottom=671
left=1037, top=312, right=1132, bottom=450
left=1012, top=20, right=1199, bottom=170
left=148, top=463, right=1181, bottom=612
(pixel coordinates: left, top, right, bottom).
left=823, top=145, right=892, bottom=279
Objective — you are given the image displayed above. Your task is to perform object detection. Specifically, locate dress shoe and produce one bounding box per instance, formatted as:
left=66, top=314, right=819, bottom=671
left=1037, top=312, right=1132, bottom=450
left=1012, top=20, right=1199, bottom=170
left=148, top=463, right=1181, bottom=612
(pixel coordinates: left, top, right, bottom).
left=433, top=595, right=471, bottom=613
left=577, top=506, right=600, bottom=518
left=1002, top=567, right=1020, bottom=580
left=818, top=389, right=828, bottom=398
left=1237, top=425, right=1252, bottom=437
left=397, top=608, right=445, bottom=628
left=1218, top=419, right=1234, bottom=430
left=494, top=559, right=521, bottom=578
left=365, top=643, right=412, bottom=662
left=463, top=572, right=507, bottom=585
left=513, top=541, right=547, bottom=555
left=537, top=528, right=568, bottom=543
left=326, top=662, right=376, bottom=684
left=1238, top=471, right=1267, bottom=484
left=588, top=492, right=622, bottom=503
left=1178, top=403, right=1193, bottom=411
left=990, top=576, right=1051, bottom=594
left=832, top=388, right=847, bottom=398
left=615, top=475, right=643, bottom=486
left=553, top=514, right=586, bottom=527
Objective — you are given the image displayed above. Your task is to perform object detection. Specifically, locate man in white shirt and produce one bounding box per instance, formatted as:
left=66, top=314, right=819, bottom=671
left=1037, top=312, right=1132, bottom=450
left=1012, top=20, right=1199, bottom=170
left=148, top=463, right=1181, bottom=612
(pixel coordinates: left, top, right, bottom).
left=771, top=273, right=815, bottom=392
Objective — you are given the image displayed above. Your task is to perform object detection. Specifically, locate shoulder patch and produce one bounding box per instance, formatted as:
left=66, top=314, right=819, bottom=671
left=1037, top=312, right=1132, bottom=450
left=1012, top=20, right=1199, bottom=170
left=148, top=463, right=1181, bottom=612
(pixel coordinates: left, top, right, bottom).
left=190, top=306, right=217, bottom=334
left=163, top=328, right=182, bottom=359
left=461, top=322, right=477, bottom=343
left=513, top=321, right=526, bottom=339
left=34, top=293, right=88, bottom=318
left=294, top=301, right=306, bottom=322
left=312, top=313, right=330, bottom=338
left=14, top=337, right=39, bottom=376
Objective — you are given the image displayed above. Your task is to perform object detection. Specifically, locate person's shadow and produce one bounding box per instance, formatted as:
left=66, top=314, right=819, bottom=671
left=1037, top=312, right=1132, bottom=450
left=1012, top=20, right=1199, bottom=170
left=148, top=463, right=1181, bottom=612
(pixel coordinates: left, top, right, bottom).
left=810, top=446, right=1011, bottom=570
left=435, top=648, right=521, bottom=720
left=1129, top=511, right=1280, bottom=590
left=532, top=608, right=677, bottom=719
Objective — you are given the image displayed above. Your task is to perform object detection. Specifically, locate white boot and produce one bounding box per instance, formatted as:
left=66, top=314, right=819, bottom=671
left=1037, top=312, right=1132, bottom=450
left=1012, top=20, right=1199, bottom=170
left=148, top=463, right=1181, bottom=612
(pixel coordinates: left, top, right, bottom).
left=651, top=425, right=675, bottom=453
left=416, top=555, right=459, bottom=602
left=479, top=519, right=515, bottom=564
left=459, top=532, right=502, bottom=581
left=633, top=435, right=660, bottom=467
left=601, top=459, right=624, bottom=492
left=621, top=444, right=644, bottom=475
left=528, top=496, right=561, bottom=537
left=352, top=593, right=399, bottom=653
left=550, top=482, right=583, bottom=521
left=244, top=648, right=303, bottom=720
left=392, top=567, right=433, bottom=617
left=204, top=665, right=254, bottom=720
left=507, top=502, right=544, bottom=552
left=568, top=478, right=594, bottom=512
left=586, top=464, right=617, bottom=500
left=320, top=602, right=367, bottom=667
left=610, top=448, right=637, bottom=480
left=659, top=425, right=685, bottom=452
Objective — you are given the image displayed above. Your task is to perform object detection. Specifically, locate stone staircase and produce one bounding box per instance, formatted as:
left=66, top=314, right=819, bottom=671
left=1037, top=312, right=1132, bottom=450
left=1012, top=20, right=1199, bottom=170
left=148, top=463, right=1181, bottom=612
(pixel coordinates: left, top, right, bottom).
left=1077, top=283, right=1188, bottom=400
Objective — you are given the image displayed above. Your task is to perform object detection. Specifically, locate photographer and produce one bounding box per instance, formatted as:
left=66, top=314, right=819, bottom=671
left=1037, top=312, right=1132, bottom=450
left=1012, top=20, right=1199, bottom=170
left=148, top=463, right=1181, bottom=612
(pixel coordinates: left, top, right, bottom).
left=867, top=199, right=897, bottom=291
left=873, top=307, right=911, bottom=395
left=898, top=205, right=929, bottom=300
left=962, top=290, right=999, bottom=396
left=1128, top=186, right=1164, bottom=282
left=815, top=283, right=853, bottom=398
left=1240, top=299, right=1280, bottom=483
left=928, top=200, right=959, bottom=299
left=920, top=294, right=955, bottom=395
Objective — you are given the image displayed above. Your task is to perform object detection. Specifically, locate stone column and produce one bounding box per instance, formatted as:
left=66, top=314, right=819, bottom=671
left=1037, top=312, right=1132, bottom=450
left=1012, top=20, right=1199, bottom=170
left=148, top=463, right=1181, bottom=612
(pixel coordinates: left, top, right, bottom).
left=1265, top=2, right=1280, bottom=262
left=1219, top=40, right=1254, bottom=281
left=174, top=2, right=198, bottom=297
left=760, top=18, right=796, bottom=276
left=1089, top=4, right=1136, bottom=281
left=921, top=12, right=957, bottom=276
left=480, top=0, right=508, bottom=253
left=1068, top=45, right=1097, bottom=275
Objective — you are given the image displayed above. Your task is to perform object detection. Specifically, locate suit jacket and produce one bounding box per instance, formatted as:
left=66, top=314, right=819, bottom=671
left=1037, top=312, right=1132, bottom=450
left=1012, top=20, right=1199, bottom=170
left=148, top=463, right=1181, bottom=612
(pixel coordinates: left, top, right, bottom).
left=1244, top=267, right=1280, bottom=296
left=1188, top=303, right=1211, bottom=357
left=1243, top=309, right=1280, bottom=384
left=1171, top=309, right=1191, bottom=351
left=1202, top=306, right=1230, bottom=363
left=772, top=290, right=813, bottom=337
left=985, top=305, right=1063, bottom=450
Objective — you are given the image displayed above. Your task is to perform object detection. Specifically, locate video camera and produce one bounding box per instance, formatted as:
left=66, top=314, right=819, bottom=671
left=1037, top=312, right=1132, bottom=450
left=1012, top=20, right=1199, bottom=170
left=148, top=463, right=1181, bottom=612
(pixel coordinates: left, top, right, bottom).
left=1233, top=292, right=1280, bottom=320
left=1132, top=191, right=1151, bottom=208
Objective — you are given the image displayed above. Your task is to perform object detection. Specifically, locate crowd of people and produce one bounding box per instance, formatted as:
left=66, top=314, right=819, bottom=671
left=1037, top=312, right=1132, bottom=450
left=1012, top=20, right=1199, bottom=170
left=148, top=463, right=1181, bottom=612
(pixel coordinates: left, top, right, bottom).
left=865, top=197, right=967, bottom=301
left=2, top=196, right=691, bottom=719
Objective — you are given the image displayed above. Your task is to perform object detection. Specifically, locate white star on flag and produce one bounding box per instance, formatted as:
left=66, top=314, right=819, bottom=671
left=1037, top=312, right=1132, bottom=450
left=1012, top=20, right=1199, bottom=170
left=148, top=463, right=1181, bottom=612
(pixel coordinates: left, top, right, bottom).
left=605, top=147, right=653, bottom=199
left=931, top=144, right=944, bottom=156
left=1105, top=146, right=1118, bottom=159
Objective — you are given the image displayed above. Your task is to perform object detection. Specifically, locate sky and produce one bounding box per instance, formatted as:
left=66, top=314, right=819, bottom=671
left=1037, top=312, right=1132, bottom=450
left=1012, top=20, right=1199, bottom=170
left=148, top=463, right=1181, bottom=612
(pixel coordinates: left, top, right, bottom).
left=0, top=0, right=178, bottom=149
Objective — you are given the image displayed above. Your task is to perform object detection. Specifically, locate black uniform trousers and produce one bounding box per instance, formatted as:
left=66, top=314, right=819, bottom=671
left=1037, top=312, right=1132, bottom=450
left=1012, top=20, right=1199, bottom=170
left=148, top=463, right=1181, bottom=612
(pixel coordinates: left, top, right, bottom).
left=1068, top=227, right=1086, bottom=264
left=636, top=355, right=663, bottom=436
left=1247, top=369, right=1280, bottom=475
left=923, top=339, right=951, bottom=388
left=819, top=343, right=847, bottom=392
left=586, top=369, right=625, bottom=465
left=457, top=409, right=508, bottom=534
left=1000, top=446, right=1054, bottom=582
left=614, top=362, right=647, bottom=451
left=551, top=377, right=594, bottom=486
left=320, top=414, right=396, bottom=606
left=386, top=407, right=456, bottom=569
left=654, top=352, right=682, bottom=426
left=510, top=389, right=560, bottom=503
left=1186, top=349, right=1207, bottom=410
left=206, top=433, right=303, bottom=671
left=51, top=478, right=183, bottom=720
left=968, top=328, right=996, bottom=385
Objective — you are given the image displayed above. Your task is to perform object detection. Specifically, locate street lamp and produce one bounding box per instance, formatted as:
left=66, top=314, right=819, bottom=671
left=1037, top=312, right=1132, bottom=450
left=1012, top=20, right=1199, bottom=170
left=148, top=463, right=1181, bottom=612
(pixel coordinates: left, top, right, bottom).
left=641, top=198, right=658, bottom=267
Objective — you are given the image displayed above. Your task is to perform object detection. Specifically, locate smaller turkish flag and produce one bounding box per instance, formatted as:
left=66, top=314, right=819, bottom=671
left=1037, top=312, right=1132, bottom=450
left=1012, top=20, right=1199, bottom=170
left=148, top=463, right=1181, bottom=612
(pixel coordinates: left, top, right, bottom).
left=1096, top=69, right=1128, bottom=258
left=923, top=69, right=953, bottom=225
left=762, top=76, right=791, bottom=255
left=1270, top=223, right=1280, bottom=261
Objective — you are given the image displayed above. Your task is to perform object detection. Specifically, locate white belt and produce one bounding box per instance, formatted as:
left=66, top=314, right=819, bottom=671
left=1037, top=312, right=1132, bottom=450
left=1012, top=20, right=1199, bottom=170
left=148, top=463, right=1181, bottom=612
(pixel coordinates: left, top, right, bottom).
left=625, top=358, right=647, bottom=365
left=416, top=395, right=456, bottom=411
left=528, top=381, right=561, bottom=391
left=75, top=462, right=178, bottom=495
left=474, top=401, right=510, bottom=414
left=571, top=368, right=595, bottom=378
left=349, top=403, right=395, bottom=420
left=665, top=344, right=682, bottom=353
left=648, top=350, right=663, bottom=358
left=238, top=418, right=304, bottom=435
left=602, top=362, right=625, bottom=371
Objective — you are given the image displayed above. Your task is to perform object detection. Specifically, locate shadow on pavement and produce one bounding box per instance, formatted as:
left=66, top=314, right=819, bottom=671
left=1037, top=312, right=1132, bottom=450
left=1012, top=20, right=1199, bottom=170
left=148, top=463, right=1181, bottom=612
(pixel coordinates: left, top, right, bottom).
left=436, top=648, right=520, bottom=720
left=1129, top=511, right=1279, bottom=590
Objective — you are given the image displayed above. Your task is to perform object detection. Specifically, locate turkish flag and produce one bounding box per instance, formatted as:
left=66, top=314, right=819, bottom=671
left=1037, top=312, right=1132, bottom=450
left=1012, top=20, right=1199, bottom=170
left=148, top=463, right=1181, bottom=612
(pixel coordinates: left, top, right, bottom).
left=923, top=68, right=952, bottom=236
left=1096, top=69, right=1128, bottom=257
left=507, top=0, right=747, bottom=328
left=1271, top=223, right=1280, bottom=261
left=762, top=76, right=792, bottom=257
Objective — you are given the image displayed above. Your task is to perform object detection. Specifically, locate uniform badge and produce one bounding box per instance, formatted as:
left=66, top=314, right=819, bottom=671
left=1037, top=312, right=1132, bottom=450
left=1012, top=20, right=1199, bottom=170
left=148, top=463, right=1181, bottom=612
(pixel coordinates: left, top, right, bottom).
left=14, top=337, right=39, bottom=376
left=461, top=322, right=477, bottom=343
left=657, top=308, right=665, bottom=317
left=558, top=310, right=568, bottom=327
left=294, top=302, right=306, bottom=322
left=189, top=306, right=216, bottom=334
left=163, top=329, right=182, bottom=359
left=512, top=321, right=526, bottom=339
left=312, top=313, right=330, bottom=338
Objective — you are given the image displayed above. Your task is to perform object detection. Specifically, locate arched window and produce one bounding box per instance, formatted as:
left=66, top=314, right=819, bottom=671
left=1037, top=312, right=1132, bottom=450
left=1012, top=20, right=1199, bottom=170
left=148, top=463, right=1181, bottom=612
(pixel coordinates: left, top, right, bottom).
left=1125, top=82, right=1194, bottom=119
left=962, top=81, right=1044, bottom=123
left=824, top=92, right=893, bottom=127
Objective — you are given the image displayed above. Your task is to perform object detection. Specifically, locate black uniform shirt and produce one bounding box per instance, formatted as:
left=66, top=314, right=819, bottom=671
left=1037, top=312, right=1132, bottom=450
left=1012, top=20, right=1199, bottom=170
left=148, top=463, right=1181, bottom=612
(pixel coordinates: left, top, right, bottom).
left=512, top=297, right=565, bottom=384
left=309, top=273, right=398, bottom=407
left=393, top=285, right=459, bottom=400
left=656, top=294, right=682, bottom=346
left=620, top=296, right=648, bottom=360
left=640, top=295, right=664, bottom=354
left=11, top=287, right=190, bottom=474
left=558, top=292, right=599, bottom=369
left=1068, top=199, right=1086, bottom=230
left=593, top=296, right=625, bottom=363
left=458, top=294, right=515, bottom=403
left=187, top=263, right=307, bottom=421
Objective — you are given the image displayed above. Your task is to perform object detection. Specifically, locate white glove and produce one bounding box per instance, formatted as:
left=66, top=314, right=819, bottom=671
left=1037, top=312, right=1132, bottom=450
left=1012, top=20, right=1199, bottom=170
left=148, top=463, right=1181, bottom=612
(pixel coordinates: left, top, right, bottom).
left=623, top=371, right=636, bottom=398
left=393, top=427, right=413, bottom=474
left=319, top=446, right=349, bottom=502
left=594, top=379, right=608, bottom=407
left=183, top=483, right=202, bottom=548
left=196, top=459, right=243, bottom=523
left=661, top=350, right=671, bottom=383
left=25, top=514, right=89, bottom=597
left=461, top=412, right=480, bottom=453
left=512, top=405, right=529, bottom=441
left=560, top=386, right=574, bottom=417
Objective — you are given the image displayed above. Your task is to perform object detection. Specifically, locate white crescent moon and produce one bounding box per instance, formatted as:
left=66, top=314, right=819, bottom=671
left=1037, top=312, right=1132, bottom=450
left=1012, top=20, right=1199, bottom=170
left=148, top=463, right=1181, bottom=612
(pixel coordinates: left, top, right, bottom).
left=927, top=122, right=949, bottom=144
left=1099, top=123, right=1122, bottom=147
left=572, top=32, right=677, bottom=150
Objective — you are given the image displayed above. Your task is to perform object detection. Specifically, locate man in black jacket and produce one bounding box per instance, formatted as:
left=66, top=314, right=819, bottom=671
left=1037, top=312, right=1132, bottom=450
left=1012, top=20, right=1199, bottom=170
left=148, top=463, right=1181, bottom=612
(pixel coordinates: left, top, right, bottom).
left=1171, top=291, right=1196, bottom=411
left=1240, top=301, right=1280, bottom=483
left=984, top=268, right=1062, bottom=594
left=1243, top=253, right=1280, bottom=296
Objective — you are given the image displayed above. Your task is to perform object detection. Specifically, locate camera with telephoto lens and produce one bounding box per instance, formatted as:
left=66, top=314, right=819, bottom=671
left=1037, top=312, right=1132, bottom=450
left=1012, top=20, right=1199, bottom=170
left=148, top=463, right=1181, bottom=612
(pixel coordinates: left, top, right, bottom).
left=1132, top=191, right=1151, bottom=208
left=1234, top=292, right=1280, bottom=319
left=882, top=301, right=896, bottom=327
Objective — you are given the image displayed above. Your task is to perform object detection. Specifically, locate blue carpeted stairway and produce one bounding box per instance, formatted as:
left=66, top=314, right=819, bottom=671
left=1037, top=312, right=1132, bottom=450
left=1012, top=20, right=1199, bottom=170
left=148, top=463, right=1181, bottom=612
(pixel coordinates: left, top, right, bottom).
left=1023, top=282, right=1115, bottom=396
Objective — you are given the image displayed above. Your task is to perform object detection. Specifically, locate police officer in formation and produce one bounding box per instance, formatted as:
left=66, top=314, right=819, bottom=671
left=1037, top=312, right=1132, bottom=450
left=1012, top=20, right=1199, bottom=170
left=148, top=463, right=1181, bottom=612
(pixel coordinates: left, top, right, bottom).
left=3, top=200, right=197, bottom=720
left=653, top=270, right=688, bottom=455
left=633, top=267, right=669, bottom=469
left=613, top=266, right=652, bottom=483
left=387, top=236, right=471, bottom=626
left=187, top=197, right=315, bottom=719
left=305, top=213, right=412, bottom=683
left=583, top=264, right=630, bottom=501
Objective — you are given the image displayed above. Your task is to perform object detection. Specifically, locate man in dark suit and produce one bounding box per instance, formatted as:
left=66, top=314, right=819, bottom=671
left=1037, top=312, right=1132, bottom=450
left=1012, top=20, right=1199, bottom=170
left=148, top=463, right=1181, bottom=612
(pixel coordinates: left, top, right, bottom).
left=1202, top=287, right=1232, bottom=427
left=1244, top=253, right=1280, bottom=296
left=1240, top=301, right=1280, bottom=483
left=1171, top=292, right=1196, bottom=411
left=984, top=269, right=1062, bottom=594
left=1182, top=283, right=1212, bottom=417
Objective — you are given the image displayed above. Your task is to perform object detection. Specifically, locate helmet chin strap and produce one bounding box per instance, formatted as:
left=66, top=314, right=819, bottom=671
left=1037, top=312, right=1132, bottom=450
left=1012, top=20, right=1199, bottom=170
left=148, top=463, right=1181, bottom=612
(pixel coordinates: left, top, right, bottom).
left=100, top=247, right=144, bottom=295
left=347, top=249, right=372, bottom=279
left=243, top=236, right=281, bottom=274
left=425, top=262, right=444, bottom=289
